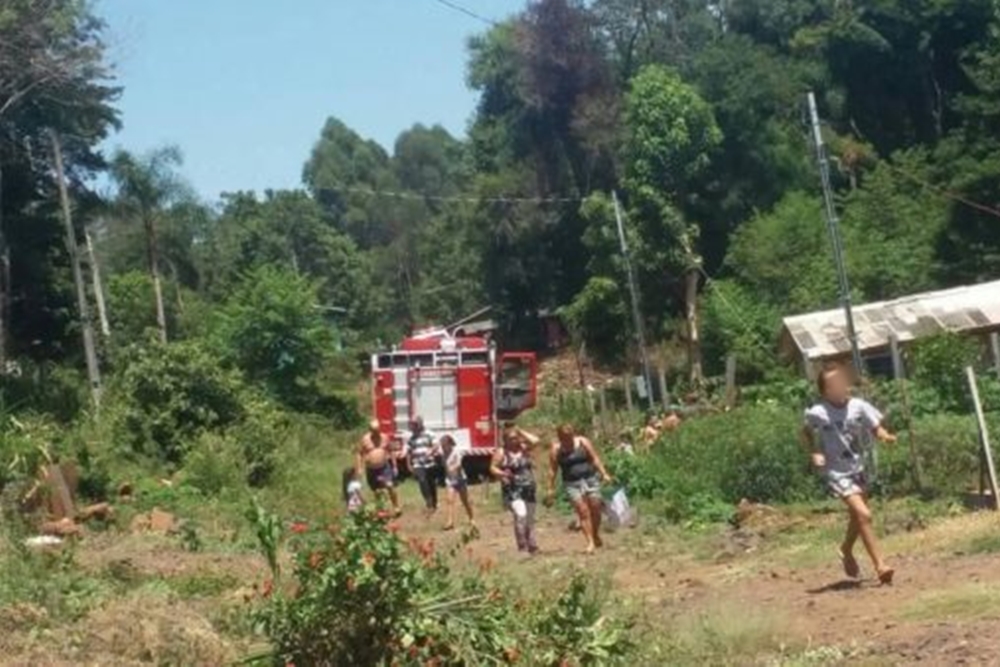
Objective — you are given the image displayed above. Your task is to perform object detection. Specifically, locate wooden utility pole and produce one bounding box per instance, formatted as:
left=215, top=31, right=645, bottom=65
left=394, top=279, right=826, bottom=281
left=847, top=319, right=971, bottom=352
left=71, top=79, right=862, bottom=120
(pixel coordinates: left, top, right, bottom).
left=51, top=130, right=102, bottom=408
left=85, top=229, right=110, bottom=338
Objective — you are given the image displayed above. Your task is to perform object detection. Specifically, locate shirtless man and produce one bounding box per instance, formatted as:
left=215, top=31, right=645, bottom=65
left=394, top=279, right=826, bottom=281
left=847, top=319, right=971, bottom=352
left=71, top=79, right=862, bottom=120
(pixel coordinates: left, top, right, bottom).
left=356, top=419, right=401, bottom=515
left=641, top=414, right=661, bottom=450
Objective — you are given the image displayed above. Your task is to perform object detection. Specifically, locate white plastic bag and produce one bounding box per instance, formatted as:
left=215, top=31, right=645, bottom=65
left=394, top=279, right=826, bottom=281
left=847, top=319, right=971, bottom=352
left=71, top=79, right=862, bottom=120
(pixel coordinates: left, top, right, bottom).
left=511, top=498, right=528, bottom=519
left=605, top=488, right=633, bottom=529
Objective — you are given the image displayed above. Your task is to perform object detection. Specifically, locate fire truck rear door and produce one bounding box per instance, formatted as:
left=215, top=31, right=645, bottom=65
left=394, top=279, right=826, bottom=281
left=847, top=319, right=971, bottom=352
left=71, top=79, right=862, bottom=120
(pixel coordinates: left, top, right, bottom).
left=410, top=367, right=459, bottom=432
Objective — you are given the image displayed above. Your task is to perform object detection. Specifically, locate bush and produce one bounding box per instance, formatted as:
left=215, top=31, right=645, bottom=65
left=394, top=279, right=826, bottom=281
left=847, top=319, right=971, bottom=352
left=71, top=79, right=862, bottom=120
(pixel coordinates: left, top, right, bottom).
left=0, top=360, right=87, bottom=423
left=114, top=341, right=246, bottom=465
left=112, top=340, right=280, bottom=487
left=213, top=265, right=334, bottom=412
left=607, top=405, right=816, bottom=524
left=909, top=333, right=981, bottom=412
left=562, top=277, right=629, bottom=367
left=249, top=504, right=634, bottom=666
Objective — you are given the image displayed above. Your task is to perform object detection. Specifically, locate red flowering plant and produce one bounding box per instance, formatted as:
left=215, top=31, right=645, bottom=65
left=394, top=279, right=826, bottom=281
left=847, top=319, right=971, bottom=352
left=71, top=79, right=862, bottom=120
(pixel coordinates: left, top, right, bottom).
left=247, top=501, right=634, bottom=666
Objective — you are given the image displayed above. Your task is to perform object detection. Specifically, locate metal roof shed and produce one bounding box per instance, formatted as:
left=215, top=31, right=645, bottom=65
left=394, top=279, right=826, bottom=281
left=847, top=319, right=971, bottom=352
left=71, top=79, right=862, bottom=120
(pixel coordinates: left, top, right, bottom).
left=780, top=280, right=1000, bottom=375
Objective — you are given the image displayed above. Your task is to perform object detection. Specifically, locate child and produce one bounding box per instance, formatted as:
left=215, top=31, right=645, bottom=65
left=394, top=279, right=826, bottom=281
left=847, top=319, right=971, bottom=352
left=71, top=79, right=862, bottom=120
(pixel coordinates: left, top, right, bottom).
left=440, top=435, right=475, bottom=531
left=342, top=466, right=364, bottom=513
left=802, top=364, right=897, bottom=584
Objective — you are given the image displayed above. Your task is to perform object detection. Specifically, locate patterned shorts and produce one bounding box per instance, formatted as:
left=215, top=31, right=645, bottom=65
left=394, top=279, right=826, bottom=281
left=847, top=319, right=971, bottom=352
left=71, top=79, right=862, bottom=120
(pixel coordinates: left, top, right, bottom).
left=565, top=475, right=602, bottom=503
left=827, top=472, right=867, bottom=499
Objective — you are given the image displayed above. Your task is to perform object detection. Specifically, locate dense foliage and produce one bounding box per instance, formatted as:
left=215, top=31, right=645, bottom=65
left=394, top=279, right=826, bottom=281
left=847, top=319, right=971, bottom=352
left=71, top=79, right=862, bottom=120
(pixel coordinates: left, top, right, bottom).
left=250, top=504, right=634, bottom=666
left=2, top=0, right=999, bottom=390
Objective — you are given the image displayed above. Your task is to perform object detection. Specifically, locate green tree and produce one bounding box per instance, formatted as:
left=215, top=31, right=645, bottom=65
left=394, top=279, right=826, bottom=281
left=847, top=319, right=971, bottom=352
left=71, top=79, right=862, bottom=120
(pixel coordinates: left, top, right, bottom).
left=213, top=265, right=332, bottom=411
left=108, top=147, right=192, bottom=345
left=623, top=64, right=721, bottom=382
left=0, top=0, right=118, bottom=367
left=562, top=276, right=628, bottom=366
left=205, top=190, right=383, bottom=339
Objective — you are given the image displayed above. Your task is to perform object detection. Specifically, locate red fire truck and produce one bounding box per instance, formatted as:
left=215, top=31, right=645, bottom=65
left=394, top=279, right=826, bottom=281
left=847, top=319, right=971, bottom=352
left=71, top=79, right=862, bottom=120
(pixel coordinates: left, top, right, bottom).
left=370, top=326, right=538, bottom=478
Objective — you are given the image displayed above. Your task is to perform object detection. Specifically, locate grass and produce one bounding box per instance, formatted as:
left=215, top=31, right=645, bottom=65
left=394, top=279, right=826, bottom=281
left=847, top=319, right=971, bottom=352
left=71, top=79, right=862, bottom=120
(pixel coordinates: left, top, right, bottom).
left=957, top=532, right=1000, bottom=556
left=900, top=584, right=1000, bottom=622
left=642, top=602, right=797, bottom=666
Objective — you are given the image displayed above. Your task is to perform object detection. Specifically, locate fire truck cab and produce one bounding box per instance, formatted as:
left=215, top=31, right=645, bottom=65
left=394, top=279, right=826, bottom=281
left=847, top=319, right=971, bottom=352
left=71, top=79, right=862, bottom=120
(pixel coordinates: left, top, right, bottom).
left=371, top=327, right=537, bottom=478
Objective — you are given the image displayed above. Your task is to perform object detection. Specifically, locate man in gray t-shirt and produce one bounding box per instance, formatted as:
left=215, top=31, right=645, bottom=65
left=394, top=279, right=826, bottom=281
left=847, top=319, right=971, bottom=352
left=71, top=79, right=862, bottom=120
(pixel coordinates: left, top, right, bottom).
left=801, top=365, right=897, bottom=585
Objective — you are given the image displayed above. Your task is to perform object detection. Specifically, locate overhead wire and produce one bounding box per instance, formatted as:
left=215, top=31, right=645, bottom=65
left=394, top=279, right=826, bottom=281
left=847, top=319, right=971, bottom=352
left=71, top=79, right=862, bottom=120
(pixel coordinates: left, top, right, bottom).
left=842, top=122, right=1000, bottom=221
left=321, top=182, right=583, bottom=204
left=429, top=0, right=499, bottom=26
left=877, top=160, right=1000, bottom=221
left=697, top=266, right=778, bottom=361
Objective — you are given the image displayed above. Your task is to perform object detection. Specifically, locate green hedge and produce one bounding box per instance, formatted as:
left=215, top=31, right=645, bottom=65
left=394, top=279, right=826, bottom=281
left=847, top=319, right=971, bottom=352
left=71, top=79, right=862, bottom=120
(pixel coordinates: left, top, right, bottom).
left=607, top=403, right=1000, bottom=524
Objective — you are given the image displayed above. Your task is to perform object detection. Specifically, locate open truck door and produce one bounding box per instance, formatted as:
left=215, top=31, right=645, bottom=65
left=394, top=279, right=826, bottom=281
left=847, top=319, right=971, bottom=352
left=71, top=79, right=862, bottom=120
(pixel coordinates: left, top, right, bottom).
left=496, top=352, right=537, bottom=420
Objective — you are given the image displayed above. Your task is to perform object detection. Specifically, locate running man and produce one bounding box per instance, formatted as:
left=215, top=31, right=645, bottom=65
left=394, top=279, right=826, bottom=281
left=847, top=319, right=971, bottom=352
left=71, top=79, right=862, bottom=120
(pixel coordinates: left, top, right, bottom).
left=356, top=419, right=401, bottom=516
left=802, top=365, right=896, bottom=585
left=547, top=424, right=612, bottom=554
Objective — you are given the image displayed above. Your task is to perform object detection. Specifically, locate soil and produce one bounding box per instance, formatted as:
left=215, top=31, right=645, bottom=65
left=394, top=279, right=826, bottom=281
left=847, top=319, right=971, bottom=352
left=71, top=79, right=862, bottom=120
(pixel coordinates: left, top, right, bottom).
left=405, top=493, right=1000, bottom=666
left=4, top=492, right=1000, bottom=665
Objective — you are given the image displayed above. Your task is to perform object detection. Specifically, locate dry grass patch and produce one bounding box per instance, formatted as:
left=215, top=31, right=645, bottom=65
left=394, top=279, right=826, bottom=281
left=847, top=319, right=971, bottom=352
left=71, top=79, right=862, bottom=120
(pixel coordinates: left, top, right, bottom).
left=900, top=583, right=1000, bottom=622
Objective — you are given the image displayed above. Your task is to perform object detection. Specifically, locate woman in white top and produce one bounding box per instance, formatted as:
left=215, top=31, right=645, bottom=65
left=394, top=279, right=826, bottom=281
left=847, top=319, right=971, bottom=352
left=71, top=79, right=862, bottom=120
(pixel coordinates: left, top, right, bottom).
left=440, top=434, right=475, bottom=531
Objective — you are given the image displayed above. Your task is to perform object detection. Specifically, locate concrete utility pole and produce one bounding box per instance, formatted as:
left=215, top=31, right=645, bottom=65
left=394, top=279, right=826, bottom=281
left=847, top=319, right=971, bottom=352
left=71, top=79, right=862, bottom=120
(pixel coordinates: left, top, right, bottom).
left=51, top=130, right=102, bottom=408
left=612, top=191, right=654, bottom=411
left=807, top=92, right=864, bottom=377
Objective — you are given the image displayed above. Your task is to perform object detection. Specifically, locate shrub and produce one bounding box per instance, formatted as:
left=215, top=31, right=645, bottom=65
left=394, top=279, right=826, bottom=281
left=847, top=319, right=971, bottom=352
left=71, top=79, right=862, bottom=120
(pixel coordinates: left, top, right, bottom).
left=910, top=333, right=981, bottom=412
left=562, top=277, right=629, bottom=366
left=607, top=404, right=816, bottom=523
left=0, top=360, right=87, bottom=423
left=114, top=341, right=246, bottom=465
left=213, top=265, right=333, bottom=412
left=112, top=340, right=280, bottom=487
left=249, top=504, right=634, bottom=666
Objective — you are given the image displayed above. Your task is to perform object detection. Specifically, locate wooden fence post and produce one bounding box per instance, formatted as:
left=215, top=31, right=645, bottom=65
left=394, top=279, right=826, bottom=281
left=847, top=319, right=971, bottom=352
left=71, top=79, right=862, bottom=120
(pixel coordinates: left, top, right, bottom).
left=891, top=333, right=925, bottom=493
left=623, top=376, right=633, bottom=413
left=725, top=354, right=737, bottom=409
left=991, top=332, right=1000, bottom=379
left=889, top=333, right=904, bottom=381
left=658, top=367, right=669, bottom=411
left=598, top=384, right=609, bottom=439
left=967, top=366, right=999, bottom=510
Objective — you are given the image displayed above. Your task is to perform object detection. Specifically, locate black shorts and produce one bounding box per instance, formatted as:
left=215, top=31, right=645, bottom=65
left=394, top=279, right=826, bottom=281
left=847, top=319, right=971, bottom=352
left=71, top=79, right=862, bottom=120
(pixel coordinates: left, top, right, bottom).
left=366, top=464, right=395, bottom=491
left=502, top=483, right=536, bottom=507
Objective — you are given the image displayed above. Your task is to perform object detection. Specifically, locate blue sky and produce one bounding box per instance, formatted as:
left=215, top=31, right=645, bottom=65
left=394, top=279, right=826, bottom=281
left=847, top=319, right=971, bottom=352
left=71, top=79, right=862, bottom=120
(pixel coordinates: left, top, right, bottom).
left=96, top=0, right=526, bottom=201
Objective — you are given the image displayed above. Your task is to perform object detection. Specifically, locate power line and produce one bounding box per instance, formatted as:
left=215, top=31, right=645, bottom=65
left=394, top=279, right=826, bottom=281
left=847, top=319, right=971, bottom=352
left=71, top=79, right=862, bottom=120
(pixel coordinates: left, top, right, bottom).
left=843, top=123, right=1000, bottom=221
left=698, top=266, right=776, bottom=360
left=323, top=182, right=582, bottom=204
left=430, top=0, right=499, bottom=26
left=880, top=161, right=1000, bottom=221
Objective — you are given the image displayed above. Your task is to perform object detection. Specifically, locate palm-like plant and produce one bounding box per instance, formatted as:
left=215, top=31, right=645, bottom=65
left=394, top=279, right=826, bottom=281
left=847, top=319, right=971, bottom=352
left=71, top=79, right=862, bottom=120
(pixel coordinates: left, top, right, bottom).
left=108, top=147, right=188, bottom=344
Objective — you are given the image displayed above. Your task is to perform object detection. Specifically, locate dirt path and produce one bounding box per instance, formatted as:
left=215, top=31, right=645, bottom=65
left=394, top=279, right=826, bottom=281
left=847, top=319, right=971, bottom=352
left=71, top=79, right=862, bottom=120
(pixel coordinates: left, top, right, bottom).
left=403, top=497, right=1000, bottom=665
left=5, top=491, right=1000, bottom=665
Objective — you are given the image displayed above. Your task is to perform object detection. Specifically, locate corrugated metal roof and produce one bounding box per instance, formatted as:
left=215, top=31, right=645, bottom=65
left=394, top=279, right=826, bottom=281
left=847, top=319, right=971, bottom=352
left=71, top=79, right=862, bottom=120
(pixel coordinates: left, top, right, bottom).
left=781, top=280, right=1000, bottom=360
